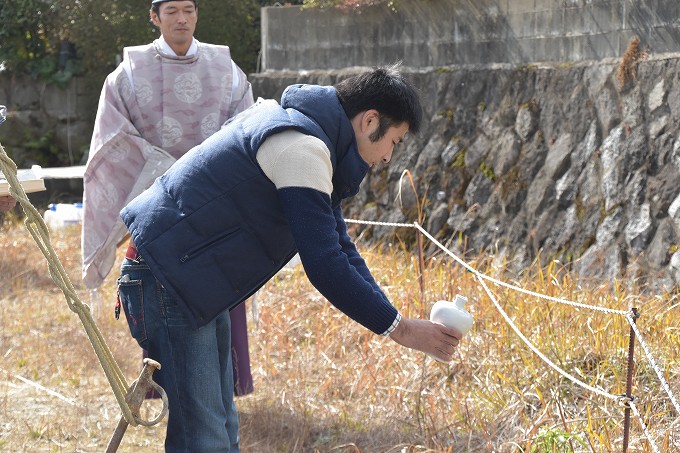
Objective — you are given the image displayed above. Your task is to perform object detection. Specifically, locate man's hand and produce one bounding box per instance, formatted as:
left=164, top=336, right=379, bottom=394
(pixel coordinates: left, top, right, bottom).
left=0, top=195, right=16, bottom=213
left=389, top=317, right=461, bottom=362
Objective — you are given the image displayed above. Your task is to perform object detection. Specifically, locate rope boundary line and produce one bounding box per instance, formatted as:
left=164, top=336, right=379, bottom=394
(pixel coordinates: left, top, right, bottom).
left=1, top=156, right=675, bottom=450
left=346, top=217, right=678, bottom=450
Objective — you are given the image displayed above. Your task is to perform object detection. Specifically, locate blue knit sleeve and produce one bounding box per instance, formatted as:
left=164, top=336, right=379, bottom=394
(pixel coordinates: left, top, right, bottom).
left=277, top=186, right=399, bottom=335
left=333, top=207, right=384, bottom=295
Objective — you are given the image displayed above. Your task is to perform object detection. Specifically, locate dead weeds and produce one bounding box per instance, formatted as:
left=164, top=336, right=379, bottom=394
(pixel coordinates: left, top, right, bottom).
left=1, top=216, right=678, bottom=452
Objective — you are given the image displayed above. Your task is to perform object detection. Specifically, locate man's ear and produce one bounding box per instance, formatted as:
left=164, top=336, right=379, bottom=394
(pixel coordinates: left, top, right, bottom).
left=150, top=10, right=160, bottom=27
left=351, top=109, right=379, bottom=140
left=361, top=109, right=380, bottom=133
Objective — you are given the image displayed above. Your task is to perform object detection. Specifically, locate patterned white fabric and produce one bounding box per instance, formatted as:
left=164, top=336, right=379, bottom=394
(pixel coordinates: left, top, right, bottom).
left=82, top=39, right=253, bottom=289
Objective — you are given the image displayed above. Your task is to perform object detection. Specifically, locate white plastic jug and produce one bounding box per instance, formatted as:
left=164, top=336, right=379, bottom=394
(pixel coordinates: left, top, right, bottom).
left=44, top=202, right=83, bottom=229
left=427, top=294, right=473, bottom=362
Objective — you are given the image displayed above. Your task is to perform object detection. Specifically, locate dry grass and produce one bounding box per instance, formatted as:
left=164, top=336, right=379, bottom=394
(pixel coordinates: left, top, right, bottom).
left=0, top=215, right=678, bottom=452
left=617, top=36, right=648, bottom=90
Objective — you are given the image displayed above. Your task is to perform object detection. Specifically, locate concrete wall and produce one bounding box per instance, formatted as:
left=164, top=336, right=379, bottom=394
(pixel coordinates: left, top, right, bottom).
left=261, top=0, right=680, bottom=71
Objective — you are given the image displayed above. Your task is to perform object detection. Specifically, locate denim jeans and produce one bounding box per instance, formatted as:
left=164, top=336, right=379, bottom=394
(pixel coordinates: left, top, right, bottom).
left=118, top=258, right=239, bottom=453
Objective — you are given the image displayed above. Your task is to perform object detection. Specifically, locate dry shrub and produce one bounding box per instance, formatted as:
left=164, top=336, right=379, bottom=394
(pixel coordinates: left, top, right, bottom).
left=1, top=220, right=678, bottom=452
left=617, top=36, right=649, bottom=90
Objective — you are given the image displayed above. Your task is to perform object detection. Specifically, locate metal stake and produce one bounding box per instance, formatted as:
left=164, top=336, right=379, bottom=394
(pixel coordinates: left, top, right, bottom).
left=622, top=307, right=639, bottom=453
left=417, top=229, right=425, bottom=314
left=106, top=358, right=168, bottom=453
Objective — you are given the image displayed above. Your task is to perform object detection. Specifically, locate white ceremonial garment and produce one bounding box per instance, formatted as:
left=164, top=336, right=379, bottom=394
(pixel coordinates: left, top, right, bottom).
left=82, top=38, right=253, bottom=288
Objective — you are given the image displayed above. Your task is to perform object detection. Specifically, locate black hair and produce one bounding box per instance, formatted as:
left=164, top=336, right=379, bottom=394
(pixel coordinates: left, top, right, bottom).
left=335, top=64, right=423, bottom=139
left=151, top=0, right=198, bottom=17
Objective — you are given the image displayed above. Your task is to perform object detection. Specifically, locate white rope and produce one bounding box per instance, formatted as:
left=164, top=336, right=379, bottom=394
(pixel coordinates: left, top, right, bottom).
left=347, top=217, right=680, bottom=423
left=349, top=217, right=621, bottom=398
left=345, top=218, right=415, bottom=228
left=475, top=269, right=619, bottom=400
left=626, top=313, right=680, bottom=416
left=2, top=162, right=675, bottom=434
left=413, top=223, right=630, bottom=316
left=348, top=218, right=629, bottom=315
left=630, top=400, right=662, bottom=453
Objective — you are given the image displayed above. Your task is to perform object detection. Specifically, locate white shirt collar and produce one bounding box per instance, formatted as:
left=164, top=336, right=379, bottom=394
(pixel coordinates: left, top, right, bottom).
left=158, top=35, right=198, bottom=57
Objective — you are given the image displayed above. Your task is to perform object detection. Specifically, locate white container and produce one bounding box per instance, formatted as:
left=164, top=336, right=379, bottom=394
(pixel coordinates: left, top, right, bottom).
left=428, top=294, right=473, bottom=362
left=44, top=202, right=83, bottom=229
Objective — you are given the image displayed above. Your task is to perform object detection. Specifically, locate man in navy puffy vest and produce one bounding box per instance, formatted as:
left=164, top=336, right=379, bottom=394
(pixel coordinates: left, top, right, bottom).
left=117, top=65, right=461, bottom=452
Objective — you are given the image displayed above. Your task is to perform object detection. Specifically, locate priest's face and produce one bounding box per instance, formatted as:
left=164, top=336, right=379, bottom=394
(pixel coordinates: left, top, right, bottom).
left=150, top=1, right=198, bottom=56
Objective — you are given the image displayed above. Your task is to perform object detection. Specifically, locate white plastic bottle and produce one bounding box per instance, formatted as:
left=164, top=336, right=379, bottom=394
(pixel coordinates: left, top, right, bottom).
left=427, top=294, right=473, bottom=362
